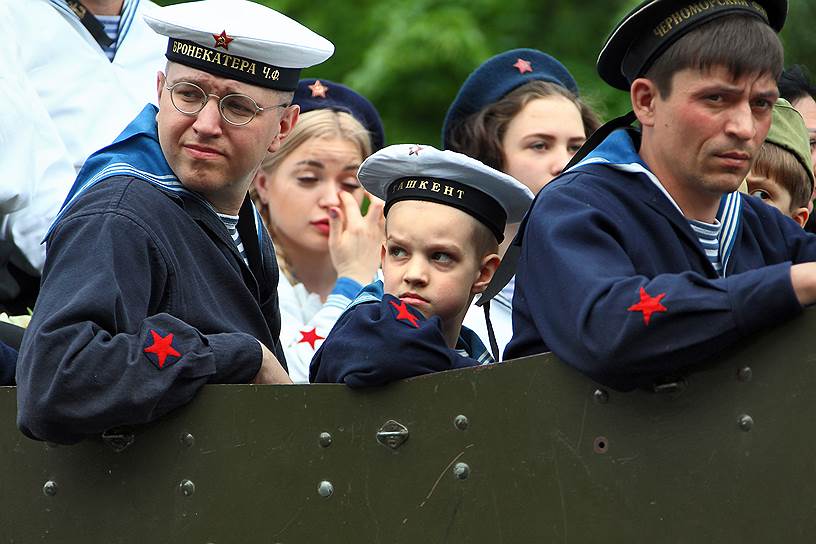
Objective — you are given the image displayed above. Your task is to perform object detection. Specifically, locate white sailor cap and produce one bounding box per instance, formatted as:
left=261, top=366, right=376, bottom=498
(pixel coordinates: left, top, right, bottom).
left=358, top=144, right=533, bottom=242
left=144, top=0, right=334, bottom=91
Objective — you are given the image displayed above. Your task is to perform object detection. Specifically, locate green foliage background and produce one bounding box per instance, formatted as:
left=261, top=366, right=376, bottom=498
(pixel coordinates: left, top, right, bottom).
left=156, top=0, right=815, bottom=145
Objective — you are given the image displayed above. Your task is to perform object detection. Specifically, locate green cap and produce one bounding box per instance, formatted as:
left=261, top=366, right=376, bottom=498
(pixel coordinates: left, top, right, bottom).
left=766, top=98, right=815, bottom=189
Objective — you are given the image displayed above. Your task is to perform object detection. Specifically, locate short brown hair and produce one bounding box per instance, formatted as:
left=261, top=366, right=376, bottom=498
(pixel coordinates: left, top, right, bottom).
left=645, top=14, right=783, bottom=98
left=446, top=80, right=601, bottom=172
left=752, top=142, right=812, bottom=211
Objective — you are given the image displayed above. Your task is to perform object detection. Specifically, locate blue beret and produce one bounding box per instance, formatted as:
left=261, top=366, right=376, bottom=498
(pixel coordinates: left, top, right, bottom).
left=293, top=78, right=385, bottom=151
left=442, top=48, right=579, bottom=149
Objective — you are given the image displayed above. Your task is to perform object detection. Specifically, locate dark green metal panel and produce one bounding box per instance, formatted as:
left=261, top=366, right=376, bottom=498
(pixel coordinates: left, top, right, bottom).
left=3, top=310, right=816, bottom=542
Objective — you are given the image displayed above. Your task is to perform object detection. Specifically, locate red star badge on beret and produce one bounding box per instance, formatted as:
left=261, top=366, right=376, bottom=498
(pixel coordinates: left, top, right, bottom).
left=513, top=58, right=533, bottom=74
left=408, top=145, right=423, bottom=156
left=144, top=330, right=181, bottom=369
left=213, top=30, right=234, bottom=50
left=627, top=287, right=667, bottom=325
left=390, top=300, right=420, bottom=328
left=297, top=327, right=325, bottom=350
left=308, top=80, right=329, bottom=98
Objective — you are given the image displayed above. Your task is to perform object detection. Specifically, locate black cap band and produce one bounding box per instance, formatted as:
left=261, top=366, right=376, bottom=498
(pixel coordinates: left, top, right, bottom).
left=384, top=177, right=507, bottom=242
left=166, top=39, right=301, bottom=91
left=621, top=1, right=770, bottom=83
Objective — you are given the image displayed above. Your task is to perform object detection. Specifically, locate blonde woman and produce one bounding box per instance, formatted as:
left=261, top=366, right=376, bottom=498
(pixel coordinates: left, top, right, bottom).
left=253, top=80, right=385, bottom=382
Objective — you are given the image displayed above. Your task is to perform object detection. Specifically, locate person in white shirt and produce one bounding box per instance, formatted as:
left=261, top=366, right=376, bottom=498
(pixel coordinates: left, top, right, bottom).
left=0, top=0, right=166, bottom=311
left=252, top=79, right=386, bottom=382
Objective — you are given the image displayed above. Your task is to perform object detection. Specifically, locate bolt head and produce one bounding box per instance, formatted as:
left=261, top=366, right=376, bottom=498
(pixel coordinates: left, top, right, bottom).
left=319, top=432, right=333, bottom=448
left=453, top=462, right=470, bottom=480
left=318, top=480, right=334, bottom=498
left=179, top=479, right=196, bottom=497
left=43, top=480, right=58, bottom=497
left=593, top=389, right=609, bottom=404
left=454, top=415, right=469, bottom=431
left=737, top=367, right=753, bottom=382
left=181, top=433, right=195, bottom=447
left=738, top=414, right=754, bottom=432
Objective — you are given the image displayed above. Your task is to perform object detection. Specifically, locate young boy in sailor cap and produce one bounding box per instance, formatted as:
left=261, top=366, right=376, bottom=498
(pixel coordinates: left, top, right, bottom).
left=17, top=0, right=333, bottom=444
left=494, top=0, right=816, bottom=390
left=310, top=144, right=532, bottom=387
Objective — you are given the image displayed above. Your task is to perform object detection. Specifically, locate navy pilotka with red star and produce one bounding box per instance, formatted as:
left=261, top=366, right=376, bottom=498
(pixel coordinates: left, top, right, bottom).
left=310, top=281, right=492, bottom=386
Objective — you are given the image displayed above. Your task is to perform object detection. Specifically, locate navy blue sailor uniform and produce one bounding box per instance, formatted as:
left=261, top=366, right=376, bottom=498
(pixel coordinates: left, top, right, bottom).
left=15, top=0, right=335, bottom=443
left=505, top=128, right=816, bottom=390
left=16, top=105, right=285, bottom=444
left=310, top=281, right=491, bottom=386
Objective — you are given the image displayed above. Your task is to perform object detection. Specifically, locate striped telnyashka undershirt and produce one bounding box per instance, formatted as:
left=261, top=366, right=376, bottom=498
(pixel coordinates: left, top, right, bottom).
left=216, top=213, right=249, bottom=266
left=688, top=218, right=723, bottom=275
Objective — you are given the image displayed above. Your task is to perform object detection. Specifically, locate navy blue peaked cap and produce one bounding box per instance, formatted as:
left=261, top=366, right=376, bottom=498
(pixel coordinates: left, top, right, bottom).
left=442, top=48, right=579, bottom=149
left=294, top=78, right=386, bottom=151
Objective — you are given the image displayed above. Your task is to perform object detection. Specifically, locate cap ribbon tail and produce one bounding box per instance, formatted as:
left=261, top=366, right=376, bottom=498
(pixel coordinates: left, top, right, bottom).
left=476, top=235, right=522, bottom=306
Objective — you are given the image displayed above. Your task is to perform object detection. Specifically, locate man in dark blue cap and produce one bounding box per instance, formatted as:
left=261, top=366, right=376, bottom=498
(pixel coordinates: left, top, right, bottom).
left=496, top=0, right=816, bottom=389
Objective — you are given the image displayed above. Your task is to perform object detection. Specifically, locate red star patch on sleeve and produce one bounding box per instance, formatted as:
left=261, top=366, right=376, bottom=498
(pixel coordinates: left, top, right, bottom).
left=389, top=300, right=420, bottom=328
left=308, top=80, right=329, bottom=98
left=297, top=327, right=325, bottom=350
left=213, top=30, right=234, bottom=49
left=144, top=330, right=181, bottom=369
left=408, top=145, right=423, bottom=156
left=513, top=58, right=533, bottom=74
left=627, top=287, right=667, bottom=325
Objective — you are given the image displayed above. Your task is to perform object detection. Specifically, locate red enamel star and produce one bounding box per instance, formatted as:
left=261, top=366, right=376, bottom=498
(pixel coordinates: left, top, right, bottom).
left=297, top=327, right=325, bottom=350
left=308, top=80, right=329, bottom=98
left=144, top=330, right=181, bottom=369
left=390, top=300, right=420, bottom=328
left=513, top=58, right=533, bottom=74
left=627, top=287, right=667, bottom=325
left=408, top=145, right=423, bottom=156
left=212, top=30, right=234, bottom=50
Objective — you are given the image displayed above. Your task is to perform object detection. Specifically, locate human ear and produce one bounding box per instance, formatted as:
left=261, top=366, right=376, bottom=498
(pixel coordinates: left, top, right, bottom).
left=792, top=206, right=810, bottom=228
left=253, top=168, right=270, bottom=205
left=156, top=71, right=165, bottom=102
left=471, top=253, right=501, bottom=294
left=631, top=78, right=659, bottom=128
left=268, top=105, right=300, bottom=153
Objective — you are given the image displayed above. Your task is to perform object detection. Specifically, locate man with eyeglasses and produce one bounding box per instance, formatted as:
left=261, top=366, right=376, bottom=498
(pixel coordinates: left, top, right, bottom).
left=16, top=0, right=334, bottom=444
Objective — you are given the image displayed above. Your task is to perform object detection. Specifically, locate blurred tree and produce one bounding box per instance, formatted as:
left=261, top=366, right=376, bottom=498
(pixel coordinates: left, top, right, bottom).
left=156, top=0, right=814, bottom=145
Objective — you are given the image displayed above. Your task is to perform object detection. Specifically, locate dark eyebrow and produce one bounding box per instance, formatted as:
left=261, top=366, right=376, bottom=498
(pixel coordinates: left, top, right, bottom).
left=343, top=164, right=361, bottom=171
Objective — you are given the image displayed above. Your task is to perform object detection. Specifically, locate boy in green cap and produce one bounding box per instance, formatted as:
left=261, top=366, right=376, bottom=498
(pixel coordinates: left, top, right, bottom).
left=747, top=98, right=816, bottom=228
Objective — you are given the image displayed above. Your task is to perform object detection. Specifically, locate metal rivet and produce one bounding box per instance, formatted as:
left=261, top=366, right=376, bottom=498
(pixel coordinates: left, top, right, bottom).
left=454, top=415, right=469, bottom=431
left=181, top=432, right=195, bottom=447
left=738, top=414, right=754, bottom=432
left=593, top=436, right=609, bottom=454
left=43, top=481, right=58, bottom=497
left=737, top=367, right=753, bottom=383
left=593, top=389, right=609, bottom=404
left=179, top=479, right=196, bottom=497
left=453, top=462, right=470, bottom=480
left=318, top=480, right=334, bottom=498
left=319, top=432, right=332, bottom=448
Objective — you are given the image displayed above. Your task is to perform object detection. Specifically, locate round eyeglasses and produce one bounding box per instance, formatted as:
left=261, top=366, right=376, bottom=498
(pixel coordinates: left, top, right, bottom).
left=164, top=81, right=290, bottom=126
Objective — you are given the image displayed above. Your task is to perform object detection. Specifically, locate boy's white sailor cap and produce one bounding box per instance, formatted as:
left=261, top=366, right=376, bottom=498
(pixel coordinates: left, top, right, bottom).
left=358, top=144, right=533, bottom=242
left=144, top=0, right=334, bottom=91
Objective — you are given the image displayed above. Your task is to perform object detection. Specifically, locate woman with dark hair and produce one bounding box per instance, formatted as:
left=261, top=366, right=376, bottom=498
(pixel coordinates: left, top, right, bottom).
left=443, top=49, right=601, bottom=357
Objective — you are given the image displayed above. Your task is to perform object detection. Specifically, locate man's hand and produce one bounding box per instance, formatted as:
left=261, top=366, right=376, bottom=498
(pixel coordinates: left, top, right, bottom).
left=252, top=341, right=293, bottom=384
